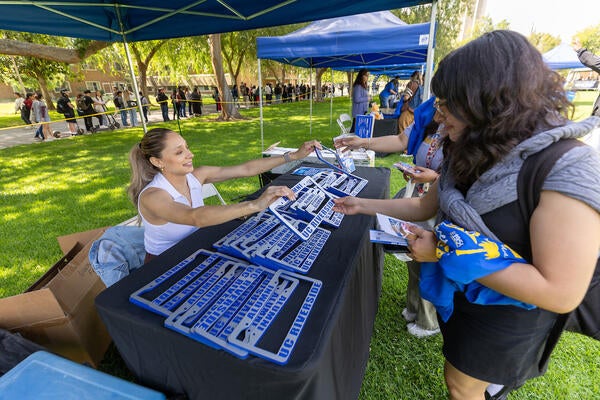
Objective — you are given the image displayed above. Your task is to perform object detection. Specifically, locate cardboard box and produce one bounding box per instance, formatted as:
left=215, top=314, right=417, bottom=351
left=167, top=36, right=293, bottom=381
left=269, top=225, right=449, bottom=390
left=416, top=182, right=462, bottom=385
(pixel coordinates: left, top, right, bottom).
left=0, top=227, right=111, bottom=367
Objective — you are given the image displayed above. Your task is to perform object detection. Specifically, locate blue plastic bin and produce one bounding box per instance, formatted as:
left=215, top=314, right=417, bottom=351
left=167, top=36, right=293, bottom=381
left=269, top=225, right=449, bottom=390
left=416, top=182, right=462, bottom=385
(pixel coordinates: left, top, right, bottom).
left=0, top=351, right=165, bottom=400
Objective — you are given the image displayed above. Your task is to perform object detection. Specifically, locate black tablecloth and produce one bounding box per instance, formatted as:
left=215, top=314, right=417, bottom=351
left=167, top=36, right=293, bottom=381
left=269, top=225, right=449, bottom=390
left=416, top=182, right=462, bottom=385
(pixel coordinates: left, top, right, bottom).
left=95, top=166, right=390, bottom=400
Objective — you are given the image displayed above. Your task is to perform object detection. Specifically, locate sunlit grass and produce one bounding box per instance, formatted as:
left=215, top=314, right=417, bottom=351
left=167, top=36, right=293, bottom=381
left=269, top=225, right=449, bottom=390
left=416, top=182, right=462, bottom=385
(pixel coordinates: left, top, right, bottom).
left=1, top=95, right=598, bottom=399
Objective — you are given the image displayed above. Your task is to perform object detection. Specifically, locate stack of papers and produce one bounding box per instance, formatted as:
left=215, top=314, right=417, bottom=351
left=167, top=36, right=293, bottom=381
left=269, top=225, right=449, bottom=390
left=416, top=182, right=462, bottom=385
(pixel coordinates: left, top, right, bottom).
left=369, top=214, right=419, bottom=253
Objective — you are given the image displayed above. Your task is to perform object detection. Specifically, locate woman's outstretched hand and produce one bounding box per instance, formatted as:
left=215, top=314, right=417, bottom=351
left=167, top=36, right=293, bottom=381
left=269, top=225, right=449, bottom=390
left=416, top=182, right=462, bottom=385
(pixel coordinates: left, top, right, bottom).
left=290, top=140, right=322, bottom=161
left=332, top=196, right=362, bottom=215
left=252, top=185, right=296, bottom=211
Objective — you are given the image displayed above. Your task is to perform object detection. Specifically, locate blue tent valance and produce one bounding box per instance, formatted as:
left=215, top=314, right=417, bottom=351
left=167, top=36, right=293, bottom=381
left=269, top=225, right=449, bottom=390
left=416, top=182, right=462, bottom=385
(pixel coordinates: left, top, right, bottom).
left=543, top=43, right=585, bottom=70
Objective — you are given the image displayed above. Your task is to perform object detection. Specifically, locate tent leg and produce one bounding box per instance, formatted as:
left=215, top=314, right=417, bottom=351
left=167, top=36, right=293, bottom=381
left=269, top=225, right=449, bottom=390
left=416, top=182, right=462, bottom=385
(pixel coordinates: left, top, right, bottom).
left=122, top=41, right=147, bottom=134
left=330, top=68, right=333, bottom=126
left=116, top=5, right=147, bottom=134
left=423, top=0, right=438, bottom=101
left=309, top=67, right=313, bottom=136
left=258, top=59, right=264, bottom=151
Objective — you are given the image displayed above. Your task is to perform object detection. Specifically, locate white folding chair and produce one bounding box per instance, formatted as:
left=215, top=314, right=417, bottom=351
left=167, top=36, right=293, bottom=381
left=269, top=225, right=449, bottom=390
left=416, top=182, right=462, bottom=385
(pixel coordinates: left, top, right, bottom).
left=118, top=215, right=141, bottom=226
left=336, top=113, right=352, bottom=134
left=202, top=182, right=226, bottom=205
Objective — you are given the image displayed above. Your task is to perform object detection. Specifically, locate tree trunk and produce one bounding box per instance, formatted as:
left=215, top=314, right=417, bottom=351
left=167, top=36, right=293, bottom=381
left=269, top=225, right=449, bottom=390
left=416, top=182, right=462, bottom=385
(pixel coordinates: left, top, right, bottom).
left=347, top=71, right=353, bottom=97
left=208, top=34, right=241, bottom=120
left=314, top=68, right=327, bottom=102
left=0, top=39, right=110, bottom=64
left=137, top=62, right=148, bottom=97
left=34, top=74, right=54, bottom=111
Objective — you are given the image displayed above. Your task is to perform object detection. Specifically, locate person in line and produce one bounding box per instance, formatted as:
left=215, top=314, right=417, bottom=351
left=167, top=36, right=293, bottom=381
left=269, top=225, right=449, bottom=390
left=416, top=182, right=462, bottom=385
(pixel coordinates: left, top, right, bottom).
left=213, top=87, right=221, bottom=112
left=190, top=87, right=203, bottom=117
left=333, top=30, right=600, bottom=400
left=573, top=39, right=600, bottom=114
left=170, top=89, right=178, bottom=120
left=379, top=76, right=400, bottom=109
left=398, top=71, right=424, bottom=133
left=139, top=91, right=149, bottom=123
left=79, top=90, right=96, bottom=133
left=22, top=93, right=34, bottom=127
left=114, top=90, right=129, bottom=127
left=336, top=97, right=444, bottom=338
left=156, top=87, right=170, bottom=122
left=14, top=92, right=31, bottom=127
left=123, top=87, right=138, bottom=127
left=31, top=93, right=52, bottom=141
left=30, top=93, right=45, bottom=140
left=128, top=128, right=321, bottom=261
left=57, top=89, right=79, bottom=135
left=351, top=68, right=370, bottom=119
left=186, top=87, right=193, bottom=116
left=177, top=86, right=187, bottom=118
left=92, top=90, right=107, bottom=127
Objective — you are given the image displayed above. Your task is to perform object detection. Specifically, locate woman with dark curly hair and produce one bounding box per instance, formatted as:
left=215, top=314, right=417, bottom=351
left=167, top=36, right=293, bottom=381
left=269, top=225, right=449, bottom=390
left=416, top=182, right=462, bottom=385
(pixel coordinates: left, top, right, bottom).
left=351, top=68, right=370, bottom=118
left=333, top=30, right=600, bottom=399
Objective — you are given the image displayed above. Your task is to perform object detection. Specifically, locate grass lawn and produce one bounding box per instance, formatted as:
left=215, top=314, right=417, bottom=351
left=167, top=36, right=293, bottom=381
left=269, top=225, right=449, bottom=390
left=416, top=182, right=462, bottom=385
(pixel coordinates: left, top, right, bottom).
left=0, top=93, right=598, bottom=399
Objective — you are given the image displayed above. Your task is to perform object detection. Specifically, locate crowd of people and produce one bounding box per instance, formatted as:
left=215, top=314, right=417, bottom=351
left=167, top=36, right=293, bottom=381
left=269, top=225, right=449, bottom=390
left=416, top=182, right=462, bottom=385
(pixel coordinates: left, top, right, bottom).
left=13, top=79, right=353, bottom=140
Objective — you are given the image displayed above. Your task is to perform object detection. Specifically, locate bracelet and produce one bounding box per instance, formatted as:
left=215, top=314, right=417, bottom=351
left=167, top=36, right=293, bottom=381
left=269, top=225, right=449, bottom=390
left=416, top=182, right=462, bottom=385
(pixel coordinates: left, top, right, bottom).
left=283, top=151, right=292, bottom=163
left=366, top=137, right=371, bottom=150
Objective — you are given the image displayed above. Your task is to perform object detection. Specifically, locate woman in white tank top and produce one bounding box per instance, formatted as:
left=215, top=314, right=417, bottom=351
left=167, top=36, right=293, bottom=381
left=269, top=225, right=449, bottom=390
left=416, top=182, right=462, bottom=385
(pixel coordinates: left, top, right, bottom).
left=128, top=128, right=320, bottom=259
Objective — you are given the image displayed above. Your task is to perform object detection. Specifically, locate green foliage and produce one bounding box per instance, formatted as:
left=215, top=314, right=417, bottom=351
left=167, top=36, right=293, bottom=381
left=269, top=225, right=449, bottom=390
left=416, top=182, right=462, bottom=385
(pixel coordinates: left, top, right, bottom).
left=0, top=30, right=71, bottom=89
left=529, top=31, right=561, bottom=54
left=394, top=0, right=475, bottom=64
left=465, top=16, right=512, bottom=45
left=574, top=23, right=600, bottom=53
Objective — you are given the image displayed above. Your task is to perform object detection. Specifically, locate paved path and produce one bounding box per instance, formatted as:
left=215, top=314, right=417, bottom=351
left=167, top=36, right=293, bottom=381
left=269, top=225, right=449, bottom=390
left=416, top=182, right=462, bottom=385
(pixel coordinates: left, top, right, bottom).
left=0, top=109, right=200, bottom=150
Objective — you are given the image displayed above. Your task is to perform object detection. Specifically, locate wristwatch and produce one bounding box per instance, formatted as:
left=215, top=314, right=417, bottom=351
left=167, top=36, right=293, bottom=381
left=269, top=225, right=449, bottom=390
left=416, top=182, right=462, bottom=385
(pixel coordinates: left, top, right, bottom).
left=283, top=151, right=292, bottom=163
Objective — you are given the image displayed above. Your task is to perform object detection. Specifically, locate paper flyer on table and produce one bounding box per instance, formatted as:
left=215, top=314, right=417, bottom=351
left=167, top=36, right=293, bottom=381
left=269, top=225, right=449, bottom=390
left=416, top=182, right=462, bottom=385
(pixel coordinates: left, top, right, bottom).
left=374, top=213, right=419, bottom=242
left=369, top=230, right=408, bottom=246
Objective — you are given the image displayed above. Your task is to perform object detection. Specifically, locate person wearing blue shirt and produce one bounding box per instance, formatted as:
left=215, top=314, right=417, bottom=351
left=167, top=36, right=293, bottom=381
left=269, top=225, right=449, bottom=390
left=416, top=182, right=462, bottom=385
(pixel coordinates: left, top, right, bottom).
left=379, top=76, right=400, bottom=109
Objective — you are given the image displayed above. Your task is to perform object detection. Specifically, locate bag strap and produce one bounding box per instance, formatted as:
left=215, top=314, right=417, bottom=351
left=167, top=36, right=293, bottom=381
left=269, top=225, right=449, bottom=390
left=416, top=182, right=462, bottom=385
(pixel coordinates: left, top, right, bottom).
left=517, top=139, right=584, bottom=224
left=516, top=138, right=594, bottom=365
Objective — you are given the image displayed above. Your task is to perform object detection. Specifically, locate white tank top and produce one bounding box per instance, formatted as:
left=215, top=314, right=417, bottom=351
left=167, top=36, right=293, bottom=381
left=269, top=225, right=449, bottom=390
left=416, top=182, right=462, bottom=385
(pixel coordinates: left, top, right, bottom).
left=138, top=173, right=204, bottom=255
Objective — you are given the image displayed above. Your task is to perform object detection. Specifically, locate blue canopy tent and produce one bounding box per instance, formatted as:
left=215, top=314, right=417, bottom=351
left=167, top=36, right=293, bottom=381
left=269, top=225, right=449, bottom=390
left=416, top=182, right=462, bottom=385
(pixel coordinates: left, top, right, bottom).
left=256, top=10, right=436, bottom=141
left=0, top=0, right=434, bottom=136
left=543, top=43, right=585, bottom=70
left=0, top=1, right=432, bottom=42
left=257, top=12, right=431, bottom=69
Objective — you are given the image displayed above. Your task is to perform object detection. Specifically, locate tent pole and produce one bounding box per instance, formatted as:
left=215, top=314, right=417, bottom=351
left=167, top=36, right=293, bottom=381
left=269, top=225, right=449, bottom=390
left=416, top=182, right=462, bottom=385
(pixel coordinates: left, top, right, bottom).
left=258, top=58, right=264, bottom=151
left=122, top=40, right=147, bottom=134
left=423, top=0, right=438, bottom=101
left=330, top=68, right=333, bottom=126
left=115, top=4, right=147, bottom=134
left=309, top=67, right=313, bottom=136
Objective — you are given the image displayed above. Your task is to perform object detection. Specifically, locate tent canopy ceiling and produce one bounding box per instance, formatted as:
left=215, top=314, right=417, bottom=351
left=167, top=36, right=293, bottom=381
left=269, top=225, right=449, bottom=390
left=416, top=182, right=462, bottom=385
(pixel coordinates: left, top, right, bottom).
left=0, top=1, right=431, bottom=42
left=543, top=43, right=585, bottom=70
left=257, top=11, right=433, bottom=69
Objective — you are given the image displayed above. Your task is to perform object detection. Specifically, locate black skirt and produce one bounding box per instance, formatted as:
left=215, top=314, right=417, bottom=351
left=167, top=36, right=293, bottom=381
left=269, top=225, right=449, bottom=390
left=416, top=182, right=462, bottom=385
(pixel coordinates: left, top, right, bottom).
left=439, top=293, right=559, bottom=386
